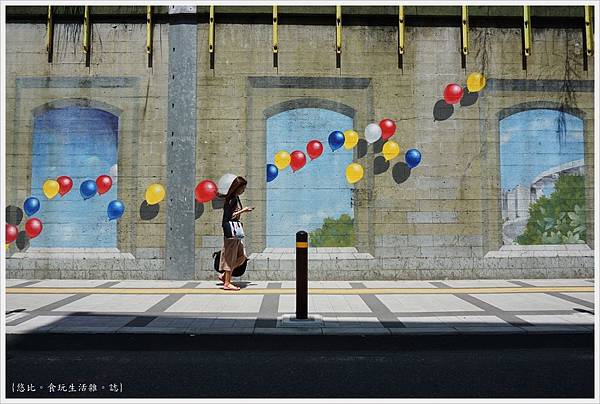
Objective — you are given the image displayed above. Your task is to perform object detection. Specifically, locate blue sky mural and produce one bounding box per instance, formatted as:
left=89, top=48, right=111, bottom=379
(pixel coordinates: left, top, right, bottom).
left=266, top=108, right=354, bottom=247
left=30, top=106, right=118, bottom=248
left=500, top=109, right=584, bottom=196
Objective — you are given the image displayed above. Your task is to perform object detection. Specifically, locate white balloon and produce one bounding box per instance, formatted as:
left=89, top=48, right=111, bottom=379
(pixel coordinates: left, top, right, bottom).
left=365, top=123, right=382, bottom=144
left=109, top=164, right=118, bottom=184
left=217, top=173, right=238, bottom=195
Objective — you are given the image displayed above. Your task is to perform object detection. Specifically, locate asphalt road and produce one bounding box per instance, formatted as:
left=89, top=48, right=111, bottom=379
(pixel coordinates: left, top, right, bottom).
left=5, top=333, right=595, bottom=398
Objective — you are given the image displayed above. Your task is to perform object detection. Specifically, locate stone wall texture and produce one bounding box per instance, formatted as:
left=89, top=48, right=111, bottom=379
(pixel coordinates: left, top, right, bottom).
left=4, top=6, right=595, bottom=280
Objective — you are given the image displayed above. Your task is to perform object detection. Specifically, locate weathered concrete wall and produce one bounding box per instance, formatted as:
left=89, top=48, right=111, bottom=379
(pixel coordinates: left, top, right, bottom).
left=5, top=6, right=595, bottom=280
left=191, top=21, right=594, bottom=280
left=5, top=21, right=169, bottom=279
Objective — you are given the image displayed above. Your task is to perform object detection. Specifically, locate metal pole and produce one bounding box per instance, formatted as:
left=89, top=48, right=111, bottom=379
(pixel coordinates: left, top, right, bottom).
left=296, top=231, right=308, bottom=320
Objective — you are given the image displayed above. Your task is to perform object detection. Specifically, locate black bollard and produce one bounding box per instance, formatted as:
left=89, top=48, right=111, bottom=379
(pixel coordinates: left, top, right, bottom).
left=296, top=230, right=308, bottom=320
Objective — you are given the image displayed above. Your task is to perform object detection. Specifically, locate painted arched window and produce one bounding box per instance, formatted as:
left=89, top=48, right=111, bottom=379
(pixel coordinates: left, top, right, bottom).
left=500, top=108, right=585, bottom=245
left=31, top=105, right=119, bottom=248
left=266, top=108, right=354, bottom=247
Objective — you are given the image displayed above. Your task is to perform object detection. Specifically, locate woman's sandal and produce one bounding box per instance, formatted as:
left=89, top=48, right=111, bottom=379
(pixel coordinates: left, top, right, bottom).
left=223, top=283, right=240, bottom=291
left=218, top=272, right=225, bottom=283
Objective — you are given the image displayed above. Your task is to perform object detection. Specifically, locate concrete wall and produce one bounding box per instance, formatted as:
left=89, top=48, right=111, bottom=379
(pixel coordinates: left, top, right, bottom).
left=5, top=6, right=595, bottom=280
left=6, top=21, right=170, bottom=279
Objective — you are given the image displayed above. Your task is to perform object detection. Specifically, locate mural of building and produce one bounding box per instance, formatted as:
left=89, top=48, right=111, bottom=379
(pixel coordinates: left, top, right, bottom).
left=3, top=6, right=595, bottom=280
left=499, top=108, right=586, bottom=245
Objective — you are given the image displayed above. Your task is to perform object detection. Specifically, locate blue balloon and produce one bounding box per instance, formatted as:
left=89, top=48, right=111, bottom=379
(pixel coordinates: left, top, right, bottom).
left=107, top=200, right=125, bottom=221
left=23, top=197, right=40, bottom=216
left=80, top=180, right=97, bottom=200
left=405, top=148, right=422, bottom=168
left=266, top=164, right=279, bottom=182
left=328, top=131, right=345, bottom=152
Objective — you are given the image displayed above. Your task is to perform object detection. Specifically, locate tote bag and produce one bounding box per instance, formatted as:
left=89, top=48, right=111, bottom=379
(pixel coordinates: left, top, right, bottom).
left=228, top=221, right=245, bottom=239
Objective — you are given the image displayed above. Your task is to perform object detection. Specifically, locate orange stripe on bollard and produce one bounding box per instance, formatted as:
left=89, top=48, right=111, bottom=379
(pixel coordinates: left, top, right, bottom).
left=296, top=242, right=308, bottom=248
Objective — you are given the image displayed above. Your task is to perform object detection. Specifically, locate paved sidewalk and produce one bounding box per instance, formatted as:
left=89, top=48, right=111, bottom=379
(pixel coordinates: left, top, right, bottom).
left=5, top=278, right=595, bottom=336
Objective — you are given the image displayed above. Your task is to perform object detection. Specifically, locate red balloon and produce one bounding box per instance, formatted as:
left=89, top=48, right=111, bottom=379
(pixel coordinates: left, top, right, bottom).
left=379, top=119, right=396, bottom=140
left=6, top=224, right=18, bottom=244
left=290, top=150, right=307, bottom=172
left=443, top=83, right=464, bottom=104
left=96, top=175, right=113, bottom=195
left=57, top=176, right=73, bottom=197
left=306, top=140, right=324, bottom=160
left=195, top=179, right=218, bottom=203
left=25, top=218, right=43, bottom=239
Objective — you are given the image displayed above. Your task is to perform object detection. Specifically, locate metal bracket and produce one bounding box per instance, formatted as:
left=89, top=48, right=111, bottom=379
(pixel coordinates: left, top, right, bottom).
left=83, top=6, right=90, bottom=54
left=273, top=5, right=278, bottom=67
left=46, top=6, right=53, bottom=62
left=585, top=5, right=594, bottom=56
left=273, top=5, right=278, bottom=54
left=209, top=5, right=215, bottom=54
left=336, top=5, right=342, bottom=55
left=399, top=6, right=405, bottom=55
left=461, top=5, right=469, bottom=55
left=209, top=5, right=215, bottom=69
left=146, top=6, right=153, bottom=55
left=523, top=5, right=532, bottom=56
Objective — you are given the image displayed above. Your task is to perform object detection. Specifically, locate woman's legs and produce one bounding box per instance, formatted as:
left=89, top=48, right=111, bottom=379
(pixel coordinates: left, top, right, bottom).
left=220, top=238, right=243, bottom=290
left=223, top=270, right=239, bottom=290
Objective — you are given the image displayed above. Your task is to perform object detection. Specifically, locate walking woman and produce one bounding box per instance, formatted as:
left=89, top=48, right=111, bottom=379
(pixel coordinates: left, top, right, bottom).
left=219, top=176, right=253, bottom=290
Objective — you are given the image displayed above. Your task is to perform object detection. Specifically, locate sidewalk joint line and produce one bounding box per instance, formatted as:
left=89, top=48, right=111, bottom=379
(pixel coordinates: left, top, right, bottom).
left=350, top=282, right=405, bottom=328
left=255, top=282, right=281, bottom=328
left=431, top=281, right=533, bottom=327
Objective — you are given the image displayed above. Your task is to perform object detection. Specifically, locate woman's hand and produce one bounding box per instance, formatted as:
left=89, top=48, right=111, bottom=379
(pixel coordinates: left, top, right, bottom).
left=232, top=207, right=253, bottom=219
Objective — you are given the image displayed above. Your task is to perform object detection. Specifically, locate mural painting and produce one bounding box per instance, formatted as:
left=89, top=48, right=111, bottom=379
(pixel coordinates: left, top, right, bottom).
left=500, top=109, right=585, bottom=245
left=266, top=108, right=354, bottom=248
left=30, top=106, right=119, bottom=248
left=3, top=6, right=593, bottom=284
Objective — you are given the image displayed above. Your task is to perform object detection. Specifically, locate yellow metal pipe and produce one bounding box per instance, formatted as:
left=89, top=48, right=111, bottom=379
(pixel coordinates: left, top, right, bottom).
left=336, top=5, right=342, bottom=54
left=209, top=5, right=215, bottom=54
left=399, top=6, right=405, bottom=54
left=273, top=5, right=278, bottom=54
left=585, top=5, right=594, bottom=56
left=146, top=6, right=152, bottom=55
left=46, top=6, right=53, bottom=55
left=462, top=5, right=469, bottom=55
left=83, top=6, right=90, bottom=54
left=523, top=5, right=532, bottom=56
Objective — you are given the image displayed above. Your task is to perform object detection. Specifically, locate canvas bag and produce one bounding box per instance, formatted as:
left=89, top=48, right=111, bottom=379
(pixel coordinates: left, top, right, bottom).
left=228, top=221, right=245, bottom=239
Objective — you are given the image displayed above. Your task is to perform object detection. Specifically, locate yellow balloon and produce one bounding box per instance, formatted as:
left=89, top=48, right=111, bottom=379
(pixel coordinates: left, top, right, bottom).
left=345, top=163, right=364, bottom=184
left=274, top=151, right=291, bottom=170
left=382, top=140, right=400, bottom=161
left=466, top=72, right=486, bottom=93
left=343, top=130, right=359, bottom=150
left=42, top=179, right=60, bottom=199
left=145, top=183, right=166, bottom=205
